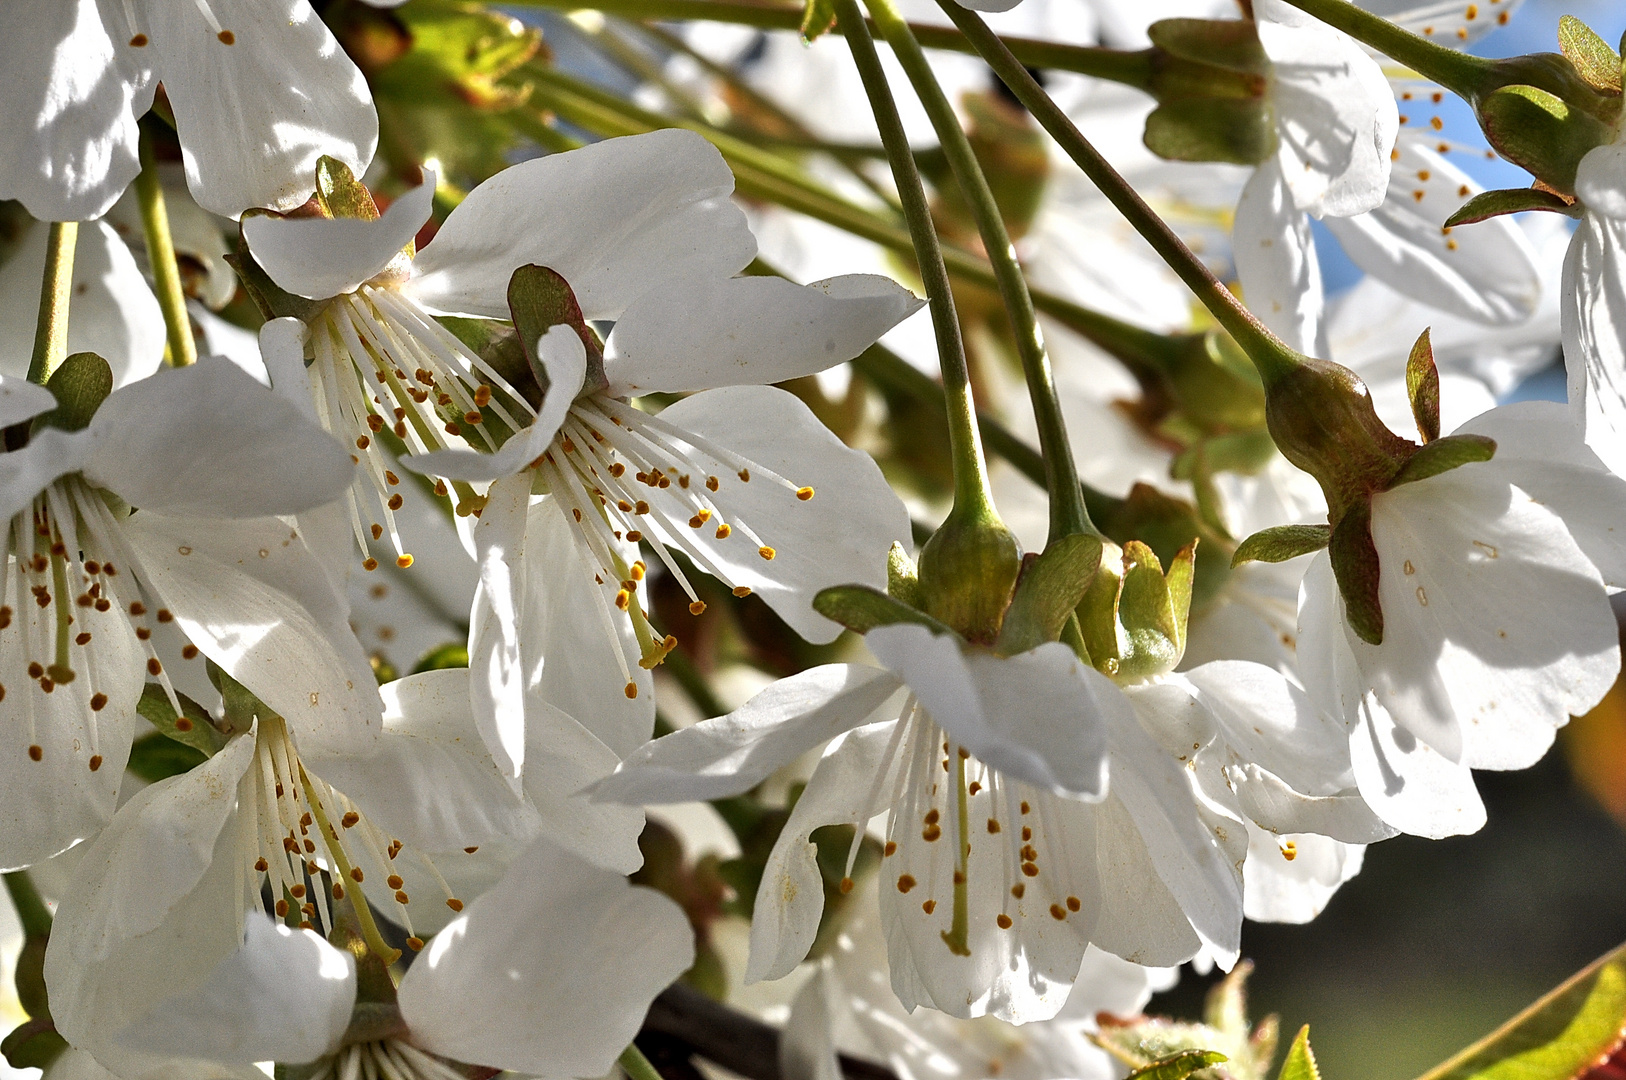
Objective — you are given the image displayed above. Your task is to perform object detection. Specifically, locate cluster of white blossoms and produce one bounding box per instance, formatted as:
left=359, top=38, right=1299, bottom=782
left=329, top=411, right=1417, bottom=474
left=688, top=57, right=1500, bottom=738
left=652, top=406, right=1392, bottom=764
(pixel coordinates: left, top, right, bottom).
left=0, top=0, right=1622, bottom=1076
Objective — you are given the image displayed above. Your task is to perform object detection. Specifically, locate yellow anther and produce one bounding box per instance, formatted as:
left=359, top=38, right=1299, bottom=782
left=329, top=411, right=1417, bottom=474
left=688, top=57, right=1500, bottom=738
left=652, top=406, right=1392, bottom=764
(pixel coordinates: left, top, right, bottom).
left=689, top=601, right=707, bottom=615
left=396, top=554, right=414, bottom=569
left=758, top=546, right=775, bottom=561
left=796, top=487, right=814, bottom=501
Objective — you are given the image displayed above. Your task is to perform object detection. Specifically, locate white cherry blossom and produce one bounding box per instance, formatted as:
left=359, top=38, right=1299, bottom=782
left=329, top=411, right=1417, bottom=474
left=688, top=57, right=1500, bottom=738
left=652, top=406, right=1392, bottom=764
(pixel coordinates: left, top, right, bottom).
left=0, top=358, right=370, bottom=871
left=1297, top=401, right=1626, bottom=838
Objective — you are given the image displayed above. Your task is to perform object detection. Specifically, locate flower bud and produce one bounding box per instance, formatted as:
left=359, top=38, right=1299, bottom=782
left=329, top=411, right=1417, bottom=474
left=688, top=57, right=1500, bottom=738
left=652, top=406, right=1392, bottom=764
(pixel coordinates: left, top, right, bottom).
left=916, top=506, right=1022, bottom=645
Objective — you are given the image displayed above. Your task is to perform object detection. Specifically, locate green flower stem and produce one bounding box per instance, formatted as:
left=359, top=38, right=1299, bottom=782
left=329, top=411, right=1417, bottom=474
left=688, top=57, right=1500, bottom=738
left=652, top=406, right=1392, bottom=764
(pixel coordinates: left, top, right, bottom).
left=506, top=0, right=1156, bottom=86
left=516, top=69, right=1191, bottom=388
left=938, top=0, right=1304, bottom=389
left=619, top=1043, right=665, bottom=1080
left=850, top=344, right=1123, bottom=527
left=831, top=0, right=991, bottom=516
left=135, top=133, right=196, bottom=368
left=865, top=0, right=1092, bottom=542
left=26, top=221, right=77, bottom=387
left=3, top=872, right=52, bottom=941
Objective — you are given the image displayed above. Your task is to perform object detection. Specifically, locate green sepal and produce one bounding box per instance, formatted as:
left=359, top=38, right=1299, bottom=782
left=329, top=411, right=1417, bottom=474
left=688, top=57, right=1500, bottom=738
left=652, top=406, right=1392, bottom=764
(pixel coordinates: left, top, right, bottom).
left=507, top=263, right=606, bottom=399
left=1477, top=83, right=1616, bottom=194
left=126, top=732, right=209, bottom=783
left=413, top=641, right=471, bottom=673
left=1114, top=540, right=1195, bottom=679
left=799, top=0, right=835, bottom=42
left=1, top=1019, right=66, bottom=1071
left=886, top=541, right=922, bottom=609
left=1412, top=939, right=1626, bottom=1080
left=137, top=682, right=228, bottom=757
left=1144, top=96, right=1277, bottom=166
left=1276, top=1026, right=1320, bottom=1080
left=1143, top=18, right=1274, bottom=166
left=1389, top=433, right=1497, bottom=488
left=1232, top=524, right=1330, bottom=567
left=1329, top=501, right=1383, bottom=646
left=31, top=352, right=111, bottom=434
left=996, top=533, right=1103, bottom=656
left=315, top=156, right=382, bottom=221
left=1443, top=186, right=1581, bottom=228
left=1557, top=16, right=1622, bottom=96
left=812, top=584, right=957, bottom=638
left=1126, top=1050, right=1229, bottom=1080
left=1406, top=327, right=1441, bottom=443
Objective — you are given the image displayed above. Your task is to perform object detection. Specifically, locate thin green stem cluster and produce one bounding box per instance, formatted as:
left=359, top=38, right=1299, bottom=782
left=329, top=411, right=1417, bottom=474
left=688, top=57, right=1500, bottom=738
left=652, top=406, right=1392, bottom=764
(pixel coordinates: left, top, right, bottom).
left=26, top=221, right=77, bottom=387
left=136, top=133, right=197, bottom=368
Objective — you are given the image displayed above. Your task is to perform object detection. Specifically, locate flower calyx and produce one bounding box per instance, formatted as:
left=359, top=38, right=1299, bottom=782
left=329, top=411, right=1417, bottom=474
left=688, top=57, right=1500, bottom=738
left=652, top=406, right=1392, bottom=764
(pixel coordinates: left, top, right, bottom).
left=1471, top=30, right=1622, bottom=197
left=1142, top=17, right=1276, bottom=167
left=1252, top=330, right=1496, bottom=644
left=915, top=504, right=1023, bottom=645
left=1074, top=538, right=1196, bottom=682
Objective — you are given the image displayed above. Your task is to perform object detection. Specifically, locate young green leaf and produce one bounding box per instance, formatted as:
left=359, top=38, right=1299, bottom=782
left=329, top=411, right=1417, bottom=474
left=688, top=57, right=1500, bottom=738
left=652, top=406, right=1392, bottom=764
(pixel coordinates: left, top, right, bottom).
left=1232, top=524, right=1332, bottom=568
left=1412, top=940, right=1626, bottom=1080
left=1278, top=1026, right=1321, bottom=1080
left=1406, top=327, right=1440, bottom=444
left=507, top=263, right=606, bottom=396
left=801, top=0, right=836, bottom=42
left=315, top=155, right=381, bottom=221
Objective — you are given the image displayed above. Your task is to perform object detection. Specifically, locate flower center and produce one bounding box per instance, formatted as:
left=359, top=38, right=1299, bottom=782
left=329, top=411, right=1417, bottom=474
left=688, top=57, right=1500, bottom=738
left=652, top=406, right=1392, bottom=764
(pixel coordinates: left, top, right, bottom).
left=532, top=392, right=815, bottom=689
left=310, top=287, right=536, bottom=570
left=3, top=478, right=188, bottom=770
left=837, top=699, right=1090, bottom=956
left=247, top=714, right=465, bottom=954
left=305, top=1038, right=472, bottom=1080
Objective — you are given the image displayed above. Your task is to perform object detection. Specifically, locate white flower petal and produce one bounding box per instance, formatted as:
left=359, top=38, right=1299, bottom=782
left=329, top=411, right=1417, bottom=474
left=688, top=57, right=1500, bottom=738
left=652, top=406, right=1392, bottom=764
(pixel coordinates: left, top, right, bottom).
left=1241, top=824, right=1364, bottom=924
left=0, top=558, right=142, bottom=870
left=257, top=317, right=319, bottom=424
left=780, top=965, right=843, bottom=1080
left=0, top=0, right=150, bottom=220
left=1257, top=3, right=1397, bottom=217
left=0, top=376, right=57, bottom=431
left=44, top=733, right=258, bottom=1051
left=1456, top=401, right=1626, bottom=587
left=398, top=836, right=694, bottom=1077
left=1577, top=142, right=1626, bottom=221
left=749, top=722, right=898, bottom=984
left=0, top=220, right=164, bottom=386
left=84, top=358, right=354, bottom=517
left=1357, top=459, right=1618, bottom=769
left=1181, top=660, right=1354, bottom=795
left=868, top=625, right=1112, bottom=800
left=406, top=130, right=755, bottom=321
left=651, top=385, right=911, bottom=644
left=143, top=0, right=376, bottom=217
left=1113, top=692, right=1244, bottom=967
left=596, top=664, right=903, bottom=806
left=119, top=513, right=383, bottom=760
left=603, top=275, right=923, bottom=395
left=312, top=669, right=542, bottom=854
left=1563, top=213, right=1626, bottom=479
left=1323, top=139, right=1541, bottom=326
left=1234, top=161, right=1326, bottom=356
left=114, top=914, right=355, bottom=1066
left=241, top=174, right=431, bottom=300
left=1227, top=764, right=1394, bottom=843
left=1347, top=689, right=1485, bottom=838
left=0, top=428, right=91, bottom=524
